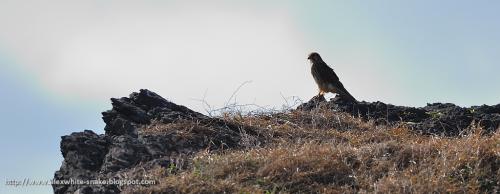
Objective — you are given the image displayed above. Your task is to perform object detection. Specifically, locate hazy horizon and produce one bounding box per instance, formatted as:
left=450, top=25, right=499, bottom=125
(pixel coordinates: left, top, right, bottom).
left=1, top=1, right=500, bottom=193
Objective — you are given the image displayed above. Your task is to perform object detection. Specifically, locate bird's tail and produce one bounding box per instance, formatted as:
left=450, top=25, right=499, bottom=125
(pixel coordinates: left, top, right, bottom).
left=339, top=89, right=357, bottom=103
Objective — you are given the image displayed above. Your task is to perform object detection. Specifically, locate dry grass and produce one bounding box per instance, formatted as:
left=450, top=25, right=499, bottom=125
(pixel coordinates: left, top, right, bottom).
left=125, top=108, right=500, bottom=194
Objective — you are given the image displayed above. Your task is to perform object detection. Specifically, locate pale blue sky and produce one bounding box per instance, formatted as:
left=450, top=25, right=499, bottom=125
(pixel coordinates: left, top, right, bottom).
left=1, top=1, right=499, bottom=193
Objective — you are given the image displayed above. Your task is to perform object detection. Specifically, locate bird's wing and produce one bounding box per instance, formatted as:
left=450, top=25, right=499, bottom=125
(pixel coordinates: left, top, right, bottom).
left=314, top=62, right=357, bottom=102
left=317, top=61, right=340, bottom=83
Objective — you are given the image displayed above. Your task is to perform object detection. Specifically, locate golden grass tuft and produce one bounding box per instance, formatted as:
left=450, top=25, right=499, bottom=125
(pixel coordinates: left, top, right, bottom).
left=124, top=108, right=500, bottom=194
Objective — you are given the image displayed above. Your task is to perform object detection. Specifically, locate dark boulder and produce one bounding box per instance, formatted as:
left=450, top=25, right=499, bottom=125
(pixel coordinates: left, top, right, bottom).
left=101, top=89, right=208, bottom=137
left=54, top=130, right=110, bottom=194
left=298, top=96, right=500, bottom=135
left=53, top=89, right=258, bottom=194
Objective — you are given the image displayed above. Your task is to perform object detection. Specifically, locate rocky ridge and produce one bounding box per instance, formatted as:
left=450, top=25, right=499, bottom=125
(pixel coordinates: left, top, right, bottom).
left=298, top=95, right=500, bottom=136
left=53, top=89, right=261, bottom=193
left=53, top=90, right=500, bottom=193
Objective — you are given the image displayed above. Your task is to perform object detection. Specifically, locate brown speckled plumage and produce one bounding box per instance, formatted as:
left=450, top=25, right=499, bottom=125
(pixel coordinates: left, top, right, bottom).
left=308, top=52, right=357, bottom=102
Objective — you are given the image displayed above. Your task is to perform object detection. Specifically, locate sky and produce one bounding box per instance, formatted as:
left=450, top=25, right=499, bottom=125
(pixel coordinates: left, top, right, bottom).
left=1, top=0, right=499, bottom=193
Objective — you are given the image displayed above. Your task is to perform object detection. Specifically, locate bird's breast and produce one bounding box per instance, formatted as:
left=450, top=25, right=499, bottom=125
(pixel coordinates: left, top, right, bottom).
left=311, top=64, right=323, bottom=83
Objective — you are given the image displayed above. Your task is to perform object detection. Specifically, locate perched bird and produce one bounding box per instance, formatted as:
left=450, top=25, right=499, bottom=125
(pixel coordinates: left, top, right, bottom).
left=308, top=52, right=357, bottom=102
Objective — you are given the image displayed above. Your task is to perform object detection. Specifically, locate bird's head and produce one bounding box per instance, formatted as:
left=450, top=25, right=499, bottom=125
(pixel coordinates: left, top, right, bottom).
left=307, top=52, right=322, bottom=63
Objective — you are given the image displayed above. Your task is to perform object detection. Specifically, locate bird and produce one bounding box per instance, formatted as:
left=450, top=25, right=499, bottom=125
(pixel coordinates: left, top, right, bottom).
left=308, top=52, right=357, bottom=102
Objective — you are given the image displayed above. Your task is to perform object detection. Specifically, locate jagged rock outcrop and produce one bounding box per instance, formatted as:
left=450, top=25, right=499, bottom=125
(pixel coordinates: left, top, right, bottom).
left=297, top=95, right=500, bottom=135
left=54, top=90, right=499, bottom=193
left=53, top=89, right=260, bottom=194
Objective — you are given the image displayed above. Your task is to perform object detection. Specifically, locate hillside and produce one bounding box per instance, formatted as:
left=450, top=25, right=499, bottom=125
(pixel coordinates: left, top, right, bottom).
left=53, top=89, right=500, bottom=193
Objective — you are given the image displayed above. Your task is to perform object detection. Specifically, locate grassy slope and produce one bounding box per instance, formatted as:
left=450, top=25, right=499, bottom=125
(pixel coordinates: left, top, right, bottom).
left=124, top=108, right=499, bottom=194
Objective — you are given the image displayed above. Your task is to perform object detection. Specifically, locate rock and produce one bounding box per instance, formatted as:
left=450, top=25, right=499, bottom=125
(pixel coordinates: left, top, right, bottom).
left=471, top=104, right=500, bottom=132
left=296, top=95, right=328, bottom=110
left=101, top=89, right=208, bottom=137
left=54, top=130, right=110, bottom=194
left=54, top=89, right=498, bottom=193
left=59, top=130, right=110, bottom=171
left=298, top=96, right=500, bottom=135
left=53, top=89, right=258, bottom=194
left=417, top=103, right=473, bottom=135
left=100, top=135, right=151, bottom=173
